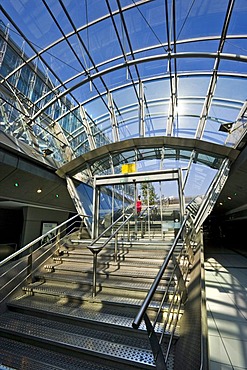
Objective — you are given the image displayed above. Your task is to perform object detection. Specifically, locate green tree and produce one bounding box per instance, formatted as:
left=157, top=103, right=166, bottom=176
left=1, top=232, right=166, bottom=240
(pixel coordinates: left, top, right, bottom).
left=141, top=182, right=157, bottom=205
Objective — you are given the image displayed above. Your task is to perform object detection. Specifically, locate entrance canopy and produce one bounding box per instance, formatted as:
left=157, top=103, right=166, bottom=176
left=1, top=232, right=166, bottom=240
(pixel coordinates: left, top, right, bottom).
left=1, top=0, right=246, bottom=172
left=2, top=0, right=247, bottom=226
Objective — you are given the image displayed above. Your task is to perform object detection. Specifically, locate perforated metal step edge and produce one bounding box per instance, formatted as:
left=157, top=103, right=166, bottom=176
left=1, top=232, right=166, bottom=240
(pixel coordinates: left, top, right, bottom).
left=21, top=284, right=173, bottom=311
left=0, top=336, right=118, bottom=370
left=50, top=263, right=174, bottom=278
left=8, top=295, right=172, bottom=336
left=0, top=312, right=156, bottom=369
left=34, top=272, right=171, bottom=292
left=56, top=256, right=169, bottom=265
left=70, top=239, right=176, bottom=249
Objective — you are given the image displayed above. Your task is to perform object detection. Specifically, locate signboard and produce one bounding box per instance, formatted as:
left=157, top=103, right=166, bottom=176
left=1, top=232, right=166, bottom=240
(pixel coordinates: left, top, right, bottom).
left=41, top=222, right=58, bottom=244
left=121, top=163, right=136, bottom=174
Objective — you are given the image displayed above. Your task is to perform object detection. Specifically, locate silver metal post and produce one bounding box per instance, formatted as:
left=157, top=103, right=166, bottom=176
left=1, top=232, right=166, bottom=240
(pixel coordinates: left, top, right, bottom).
left=114, top=232, right=118, bottom=262
left=92, top=252, right=98, bottom=298
left=128, top=219, right=130, bottom=241
left=140, top=217, right=144, bottom=238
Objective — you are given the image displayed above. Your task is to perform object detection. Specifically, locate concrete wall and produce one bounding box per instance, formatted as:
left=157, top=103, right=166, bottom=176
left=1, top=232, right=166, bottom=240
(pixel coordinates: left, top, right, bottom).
left=21, top=206, right=70, bottom=246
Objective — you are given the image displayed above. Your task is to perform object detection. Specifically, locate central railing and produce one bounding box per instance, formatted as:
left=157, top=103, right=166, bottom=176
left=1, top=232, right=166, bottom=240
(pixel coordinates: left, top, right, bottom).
left=87, top=212, right=134, bottom=297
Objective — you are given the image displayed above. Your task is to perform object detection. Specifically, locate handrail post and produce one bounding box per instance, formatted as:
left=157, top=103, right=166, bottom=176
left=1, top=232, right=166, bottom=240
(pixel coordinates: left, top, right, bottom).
left=27, top=245, right=33, bottom=283
left=56, top=225, right=61, bottom=243
left=140, top=217, right=144, bottom=238
left=92, top=251, right=98, bottom=298
left=127, top=218, right=130, bottom=241
left=114, top=232, right=118, bottom=262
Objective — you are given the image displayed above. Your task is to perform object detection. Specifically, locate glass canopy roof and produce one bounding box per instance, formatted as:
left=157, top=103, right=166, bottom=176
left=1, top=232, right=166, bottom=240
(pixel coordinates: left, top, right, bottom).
left=0, top=0, right=246, bottom=174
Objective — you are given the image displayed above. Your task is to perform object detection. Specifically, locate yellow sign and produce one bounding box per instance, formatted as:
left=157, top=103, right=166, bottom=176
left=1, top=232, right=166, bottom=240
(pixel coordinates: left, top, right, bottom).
left=122, top=163, right=136, bottom=174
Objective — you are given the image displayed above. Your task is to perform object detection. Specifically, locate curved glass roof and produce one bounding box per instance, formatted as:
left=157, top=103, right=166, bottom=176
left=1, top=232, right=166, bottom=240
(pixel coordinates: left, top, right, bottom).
left=0, top=0, right=246, bottom=171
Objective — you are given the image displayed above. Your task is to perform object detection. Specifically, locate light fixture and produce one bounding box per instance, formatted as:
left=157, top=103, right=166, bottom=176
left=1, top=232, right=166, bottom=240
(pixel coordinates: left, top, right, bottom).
left=37, top=188, right=42, bottom=193
left=219, top=122, right=234, bottom=133
left=42, top=148, right=53, bottom=157
left=227, top=196, right=232, bottom=200
left=14, top=182, right=19, bottom=187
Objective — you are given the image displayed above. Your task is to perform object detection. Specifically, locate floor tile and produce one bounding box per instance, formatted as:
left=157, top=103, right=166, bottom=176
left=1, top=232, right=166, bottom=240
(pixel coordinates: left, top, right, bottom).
left=209, top=361, right=233, bottom=370
left=208, top=334, right=231, bottom=365
left=222, top=338, right=247, bottom=369
left=212, top=319, right=247, bottom=341
left=205, top=247, right=247, bottom=370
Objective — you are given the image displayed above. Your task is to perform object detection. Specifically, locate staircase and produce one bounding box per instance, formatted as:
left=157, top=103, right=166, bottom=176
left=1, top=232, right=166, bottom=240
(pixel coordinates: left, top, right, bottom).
left=0, top=234, right=185, bottom=370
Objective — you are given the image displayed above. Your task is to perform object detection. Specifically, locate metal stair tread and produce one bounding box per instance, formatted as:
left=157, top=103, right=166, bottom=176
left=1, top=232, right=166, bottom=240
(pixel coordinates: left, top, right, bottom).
left=52, top=262, right=173, bottom=277
left=8, top=294, right=164, bottom=334
left=70, top=239, right=177, bottom=249
left=0, top=311, right=156, bottom=368
left=65, top=250, right=174, bottom=259
left=22, top=283, right=171, bottom=310
left=56, top=256, right=169, bottom=267
left=35, top=272, right=170, bottom=292
left=0, top=336, right=117, bottom=370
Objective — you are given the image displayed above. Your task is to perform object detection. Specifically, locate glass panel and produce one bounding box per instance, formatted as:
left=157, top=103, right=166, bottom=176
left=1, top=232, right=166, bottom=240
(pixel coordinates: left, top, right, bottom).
left=1, top=0, right=246, bottom=167
left=175, top=117, right=199, bottom=138
left=184, top=162, right=217, bottom=199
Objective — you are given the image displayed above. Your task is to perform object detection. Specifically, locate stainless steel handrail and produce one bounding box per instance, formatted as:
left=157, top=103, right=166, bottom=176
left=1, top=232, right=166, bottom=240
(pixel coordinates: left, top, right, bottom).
left=88, top=213, right=126, bottom=248
left=132, top=215, right=189, bottom=330
left=0, top=213, right=90, bottom=305
left=0, top=213, right=84, bottom=268
left=132, top=194, right=212, bottom=369
left=87, top=212, right=134, bottom=297
left=87, top=204, right=153, bottom=259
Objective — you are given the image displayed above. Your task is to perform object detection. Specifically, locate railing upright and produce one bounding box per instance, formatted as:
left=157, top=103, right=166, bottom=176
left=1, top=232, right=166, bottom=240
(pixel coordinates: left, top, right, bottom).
left=87, top=213, right=133, bottom=297
left=0, top=213, right=90, bottom=305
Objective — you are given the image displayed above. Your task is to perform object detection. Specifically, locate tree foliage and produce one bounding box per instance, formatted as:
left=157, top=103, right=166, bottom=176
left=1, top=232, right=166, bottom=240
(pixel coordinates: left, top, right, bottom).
left=141, top=182, right=157, bottom=205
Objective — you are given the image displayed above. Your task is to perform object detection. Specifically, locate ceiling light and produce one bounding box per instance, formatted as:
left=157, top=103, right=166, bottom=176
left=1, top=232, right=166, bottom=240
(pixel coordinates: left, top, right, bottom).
left=219, top=122, right=234, bottom=133
left=37, top=189, right=42, bottom=193
left=227, top=196, right=232, bottom=200
left=42, top=148, right=53, bottom=157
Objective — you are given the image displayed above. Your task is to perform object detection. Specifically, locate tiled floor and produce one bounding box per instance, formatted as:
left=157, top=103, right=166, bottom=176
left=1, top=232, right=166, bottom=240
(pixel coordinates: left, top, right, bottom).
left=204, top=247, right=247, bottom=370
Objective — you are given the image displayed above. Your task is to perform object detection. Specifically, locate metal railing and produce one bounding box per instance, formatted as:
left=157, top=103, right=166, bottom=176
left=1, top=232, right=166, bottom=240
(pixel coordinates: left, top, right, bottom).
left=0, top=176, right=219, bottom=367
left=132, top=215, right=190, bottom=369
left=131, top=190, right=213, bottom=369
left=87, top=205, right=159, bottom=298
left=193, top=158, right=229, bottom=232
left=0, top=213, right=90, bottom=307
left=87, top=212, right=134, bottom=297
